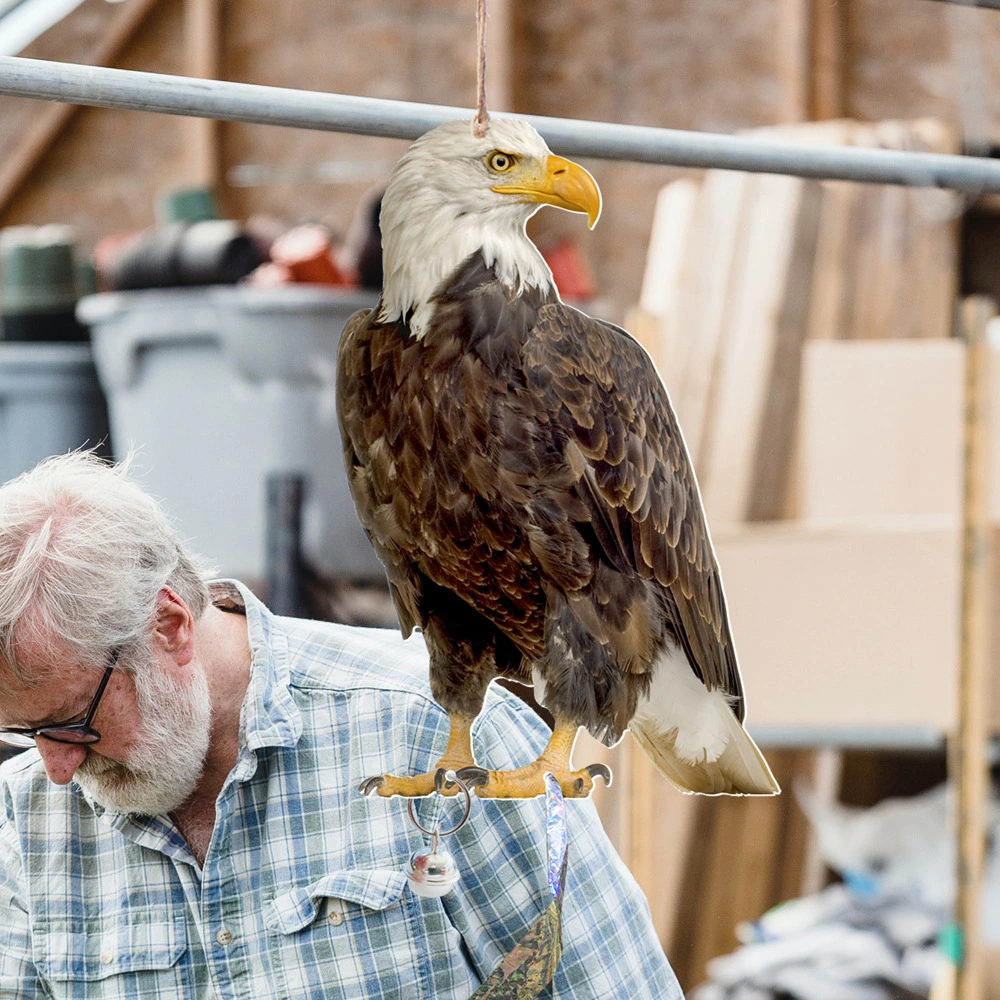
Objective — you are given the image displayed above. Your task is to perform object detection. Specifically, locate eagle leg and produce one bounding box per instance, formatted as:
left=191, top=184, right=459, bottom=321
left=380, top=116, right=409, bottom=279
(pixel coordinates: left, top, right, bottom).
left=359, top=713, right=479, bottom=798
left=458, top=717, right=613, bottom=799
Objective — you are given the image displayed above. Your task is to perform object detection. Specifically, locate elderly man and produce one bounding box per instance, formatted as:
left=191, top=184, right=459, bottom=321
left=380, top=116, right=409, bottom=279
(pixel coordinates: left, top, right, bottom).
left=0, top=452, right=680, bottom=999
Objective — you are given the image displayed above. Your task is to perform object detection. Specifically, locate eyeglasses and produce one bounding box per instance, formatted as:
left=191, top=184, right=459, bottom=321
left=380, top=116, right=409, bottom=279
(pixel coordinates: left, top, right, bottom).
left=0, top=647, right=121, bottom=749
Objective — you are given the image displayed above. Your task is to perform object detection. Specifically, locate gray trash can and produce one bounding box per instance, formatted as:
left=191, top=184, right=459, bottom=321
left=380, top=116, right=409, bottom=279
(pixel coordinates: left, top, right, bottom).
left=78, top=285, right=383, bottom=583
left=0, top=343, right=110, bottom=485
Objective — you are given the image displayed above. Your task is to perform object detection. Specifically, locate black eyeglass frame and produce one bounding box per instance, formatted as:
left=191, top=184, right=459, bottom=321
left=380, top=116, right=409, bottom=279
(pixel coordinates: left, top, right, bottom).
left=0, top=647, right=121, bottom=748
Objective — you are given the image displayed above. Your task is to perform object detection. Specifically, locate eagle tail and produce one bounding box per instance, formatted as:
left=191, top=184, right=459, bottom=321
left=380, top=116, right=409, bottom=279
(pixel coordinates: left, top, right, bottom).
left=629, top=713, right=779, bottom=795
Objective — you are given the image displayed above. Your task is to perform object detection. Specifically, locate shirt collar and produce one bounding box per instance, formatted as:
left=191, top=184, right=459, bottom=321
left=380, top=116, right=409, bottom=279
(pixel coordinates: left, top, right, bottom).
left=223, top=579, right=304, bottom=753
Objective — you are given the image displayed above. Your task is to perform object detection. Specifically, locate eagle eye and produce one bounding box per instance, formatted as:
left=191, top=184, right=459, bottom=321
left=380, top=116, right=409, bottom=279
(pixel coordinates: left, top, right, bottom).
left=486, top=150, right=517, bottom=173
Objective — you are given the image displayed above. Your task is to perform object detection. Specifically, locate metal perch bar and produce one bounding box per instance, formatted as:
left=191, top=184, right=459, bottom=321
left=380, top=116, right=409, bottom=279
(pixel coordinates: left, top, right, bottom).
left=0, top=55, right=1000, bottom=191
left=918, top=0, right=1000, bottom=9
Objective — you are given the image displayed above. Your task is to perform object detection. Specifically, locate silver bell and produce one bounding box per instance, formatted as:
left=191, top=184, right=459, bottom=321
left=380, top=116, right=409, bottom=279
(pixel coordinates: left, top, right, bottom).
left=404, top=770, right=473, bottom=898
left=406, top=840, right=460, bottom=898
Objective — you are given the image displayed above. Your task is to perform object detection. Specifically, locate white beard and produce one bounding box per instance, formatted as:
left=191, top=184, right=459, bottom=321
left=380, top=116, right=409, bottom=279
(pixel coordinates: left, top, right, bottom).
left=75, top=654, right=212, bottom=817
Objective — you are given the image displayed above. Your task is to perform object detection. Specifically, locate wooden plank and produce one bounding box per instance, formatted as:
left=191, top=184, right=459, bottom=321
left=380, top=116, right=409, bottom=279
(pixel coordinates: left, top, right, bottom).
left=746, top=179, right=824, bottom=521
left=955, top=296, right=994, bottom=1000
left=624, top=306, right=671, bottom=389
left=776, top=0, right=810, bottom=123
left=483, top=0, right=514, bottom=112
left=675, top=170, right=751, bottom=470
left=0, top=0, right=162, bottom=216
left=807, top=179, right=858, bottom=341
left=699, top=173, right=805, bottom=524
left=833, top=122, right=880, bottom=341
left=668, top=751, right=809, bottom=993
left=810, top=0, right=845, bottom=120
left=676, top=794, right=749, bottom=990
left=798, top=748, right=843, bottom=895
left=185, top=0, right=223, bottom=188
left=904, top=120, right=961, bottom=341
left=638, top=179, right=700, bottom=386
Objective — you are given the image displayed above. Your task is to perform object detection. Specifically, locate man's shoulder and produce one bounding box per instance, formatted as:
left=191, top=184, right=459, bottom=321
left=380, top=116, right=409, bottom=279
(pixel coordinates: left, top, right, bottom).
left=280, top=618, right=434, bottom=698
left=277, top=617, right=552, bottom=754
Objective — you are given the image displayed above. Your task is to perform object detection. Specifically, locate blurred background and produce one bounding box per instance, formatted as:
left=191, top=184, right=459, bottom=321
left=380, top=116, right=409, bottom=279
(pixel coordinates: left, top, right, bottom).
left=2, top=0, right=1000, bottom=997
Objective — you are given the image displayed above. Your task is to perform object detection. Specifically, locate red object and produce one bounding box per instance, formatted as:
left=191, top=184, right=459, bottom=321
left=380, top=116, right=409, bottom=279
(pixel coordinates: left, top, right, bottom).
left=541, top=239, right=596, bottom=301
left=93, top=231, right=143, bottom=291
left=244, top=261, right=295, bottom=287
left=270, top=224, right=350, bottom=285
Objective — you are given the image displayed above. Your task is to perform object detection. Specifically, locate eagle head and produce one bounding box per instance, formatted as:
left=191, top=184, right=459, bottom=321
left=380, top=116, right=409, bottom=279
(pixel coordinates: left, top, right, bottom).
left=378, top=118, right=602, bottom=338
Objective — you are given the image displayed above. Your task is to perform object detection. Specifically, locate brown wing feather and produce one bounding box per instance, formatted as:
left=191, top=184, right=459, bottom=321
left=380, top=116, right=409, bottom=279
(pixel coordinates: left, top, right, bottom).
left=337, top=305, right=426, bottom=638
left=523, top=302, right=745, bottom=716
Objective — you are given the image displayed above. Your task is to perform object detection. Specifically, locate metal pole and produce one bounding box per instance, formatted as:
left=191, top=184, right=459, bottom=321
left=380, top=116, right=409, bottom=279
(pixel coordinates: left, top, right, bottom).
left=265, top=473, right=307, bottom=618
left=919, top=0, right=1000, bottom=9
left=1, top=56, right=1000, bottom=191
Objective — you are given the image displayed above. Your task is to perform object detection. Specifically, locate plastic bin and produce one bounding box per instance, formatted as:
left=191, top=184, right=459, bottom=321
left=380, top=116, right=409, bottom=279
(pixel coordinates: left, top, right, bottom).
left=0, top=344, right=110, bottom=485
left=78, top=285, right=384, bottom=582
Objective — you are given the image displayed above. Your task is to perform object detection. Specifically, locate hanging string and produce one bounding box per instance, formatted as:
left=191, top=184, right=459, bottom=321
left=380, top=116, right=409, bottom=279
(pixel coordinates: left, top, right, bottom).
left=471, top=0, right=490, bottom=137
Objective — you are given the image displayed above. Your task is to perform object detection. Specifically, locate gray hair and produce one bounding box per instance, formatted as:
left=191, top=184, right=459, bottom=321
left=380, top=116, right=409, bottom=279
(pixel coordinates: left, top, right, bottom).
left=0, top=451, right=211, bottom=685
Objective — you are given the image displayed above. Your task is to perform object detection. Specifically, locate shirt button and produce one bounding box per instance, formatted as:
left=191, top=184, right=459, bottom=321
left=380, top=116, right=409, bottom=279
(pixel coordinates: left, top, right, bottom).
left=328, top=905, right=344, bottom=926
left=100, top=950, right=114, bottom=965
left=216, top=929, right=233, bottom=946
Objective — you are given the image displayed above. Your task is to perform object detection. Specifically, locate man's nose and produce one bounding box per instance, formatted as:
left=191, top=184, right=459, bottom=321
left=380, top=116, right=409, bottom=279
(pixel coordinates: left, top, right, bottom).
left=34, top=738, right=88, bottom=784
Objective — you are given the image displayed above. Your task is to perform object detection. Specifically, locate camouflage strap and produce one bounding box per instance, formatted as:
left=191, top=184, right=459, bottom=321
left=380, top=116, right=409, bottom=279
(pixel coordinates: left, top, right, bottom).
left=469, top=773, right=568, bottom=999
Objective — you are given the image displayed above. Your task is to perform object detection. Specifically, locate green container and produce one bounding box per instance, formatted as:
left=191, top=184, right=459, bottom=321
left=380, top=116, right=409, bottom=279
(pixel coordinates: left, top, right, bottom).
left=0, top=226, right=84, bottom=342
left=0, top=226, right=78, bottom=314
left=157, top=187, right=220, bottom=225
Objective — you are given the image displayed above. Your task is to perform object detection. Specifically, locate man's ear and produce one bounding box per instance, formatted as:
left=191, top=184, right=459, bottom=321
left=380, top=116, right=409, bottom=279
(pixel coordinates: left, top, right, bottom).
left=153, top=587, right=194, bottom=664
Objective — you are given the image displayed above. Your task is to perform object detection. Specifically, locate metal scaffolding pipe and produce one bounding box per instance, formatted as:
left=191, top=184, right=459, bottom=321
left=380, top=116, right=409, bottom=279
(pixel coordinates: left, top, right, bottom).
left=919, top=0, right=1000, bottom=9
left=1, top=55, right=999, bottom=191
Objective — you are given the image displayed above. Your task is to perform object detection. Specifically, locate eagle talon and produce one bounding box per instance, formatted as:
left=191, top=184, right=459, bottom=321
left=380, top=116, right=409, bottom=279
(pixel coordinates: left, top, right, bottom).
left=455, top=766, right=490, bottom=789
left=433, top=768, right=451, bottom=793
left=585, top=763, right=613, bottom=786
left=359, top=775, right=385, bottom=796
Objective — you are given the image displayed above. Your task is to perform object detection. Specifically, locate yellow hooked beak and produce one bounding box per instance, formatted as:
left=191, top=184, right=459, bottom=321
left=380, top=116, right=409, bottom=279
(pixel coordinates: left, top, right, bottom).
left=491, top=154, right=602, bottom=229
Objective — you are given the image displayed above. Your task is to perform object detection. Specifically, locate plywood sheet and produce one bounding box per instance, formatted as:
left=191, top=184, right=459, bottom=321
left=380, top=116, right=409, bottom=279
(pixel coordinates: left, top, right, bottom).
left=699, top=173, right=805, bottom=523
left=714, top=520, right=961, bottom=733
left=797, top=339, right=965, bottom=521
left=675, top=169, right=752, bottom=469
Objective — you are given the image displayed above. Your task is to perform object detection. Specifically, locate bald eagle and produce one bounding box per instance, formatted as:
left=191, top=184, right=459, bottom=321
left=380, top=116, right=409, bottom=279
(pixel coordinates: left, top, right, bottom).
left=337, top=118, right=778, bottom=799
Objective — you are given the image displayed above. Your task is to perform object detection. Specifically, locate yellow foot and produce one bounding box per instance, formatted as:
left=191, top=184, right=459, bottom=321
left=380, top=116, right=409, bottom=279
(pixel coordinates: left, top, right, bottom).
left=359, top=768, right=471, bottom=799
left=360, top=713, right=478, bottom=798
left=457, top=760, right=612, bottom=799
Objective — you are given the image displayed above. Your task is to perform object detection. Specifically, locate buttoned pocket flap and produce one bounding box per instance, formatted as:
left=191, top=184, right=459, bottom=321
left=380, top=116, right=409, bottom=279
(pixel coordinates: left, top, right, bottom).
left=36, top=917, right=186, bottom=981
left=266, top=868, right=407, bottom=934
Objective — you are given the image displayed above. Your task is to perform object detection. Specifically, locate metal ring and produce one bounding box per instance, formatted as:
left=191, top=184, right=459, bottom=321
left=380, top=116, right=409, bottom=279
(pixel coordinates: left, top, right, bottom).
left=406, top=771, right=473, bottom=838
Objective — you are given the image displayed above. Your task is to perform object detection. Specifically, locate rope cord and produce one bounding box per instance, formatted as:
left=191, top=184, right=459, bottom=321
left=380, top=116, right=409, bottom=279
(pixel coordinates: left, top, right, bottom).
left=471, top=0, right=489, bottom=137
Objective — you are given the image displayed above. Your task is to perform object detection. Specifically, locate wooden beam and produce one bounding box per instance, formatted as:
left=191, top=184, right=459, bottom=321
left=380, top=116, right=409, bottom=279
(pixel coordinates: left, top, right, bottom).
left=484, top=0, right=513, bottom=112
left=185, top=0, right=222, bottom=188
left=776, top=0, right=810, bottom=123
left=809, top=0, right=845, bottom=120
left=954, top=296, right=996, bottom=1000
left=0, top=0, right=161, bottom=217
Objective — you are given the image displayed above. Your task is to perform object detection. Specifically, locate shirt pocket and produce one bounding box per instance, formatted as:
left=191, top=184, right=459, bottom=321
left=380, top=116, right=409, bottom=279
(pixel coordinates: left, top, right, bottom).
left=266, top=868, right=432, bottom=998
left=33, top=916, right=187, bottom=999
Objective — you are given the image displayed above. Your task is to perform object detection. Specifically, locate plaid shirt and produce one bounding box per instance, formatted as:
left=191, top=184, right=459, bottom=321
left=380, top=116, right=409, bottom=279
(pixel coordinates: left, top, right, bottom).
left=0, top=581, right=680, bottom=999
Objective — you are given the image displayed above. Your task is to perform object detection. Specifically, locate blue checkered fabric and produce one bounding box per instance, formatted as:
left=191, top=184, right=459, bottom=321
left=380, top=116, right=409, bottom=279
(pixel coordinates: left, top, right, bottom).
left=0, top=581, right=681, bottom=999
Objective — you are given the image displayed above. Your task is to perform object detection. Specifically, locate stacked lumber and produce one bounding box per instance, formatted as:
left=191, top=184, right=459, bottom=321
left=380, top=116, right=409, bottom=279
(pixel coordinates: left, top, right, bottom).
left=608, top=118, right=964, bottom=993
left=629, top=117, right=960, bottom=524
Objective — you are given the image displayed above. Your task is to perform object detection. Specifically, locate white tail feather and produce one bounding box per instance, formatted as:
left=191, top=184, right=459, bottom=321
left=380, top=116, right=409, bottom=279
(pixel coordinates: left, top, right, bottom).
left=629, top=712, right=779, bottom=795
left=628, top=645, right=780, bottom=795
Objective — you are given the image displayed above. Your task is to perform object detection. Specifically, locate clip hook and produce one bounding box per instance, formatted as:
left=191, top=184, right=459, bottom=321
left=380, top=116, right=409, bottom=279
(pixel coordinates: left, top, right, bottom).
left=405, top=770, right=473, bottom=897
